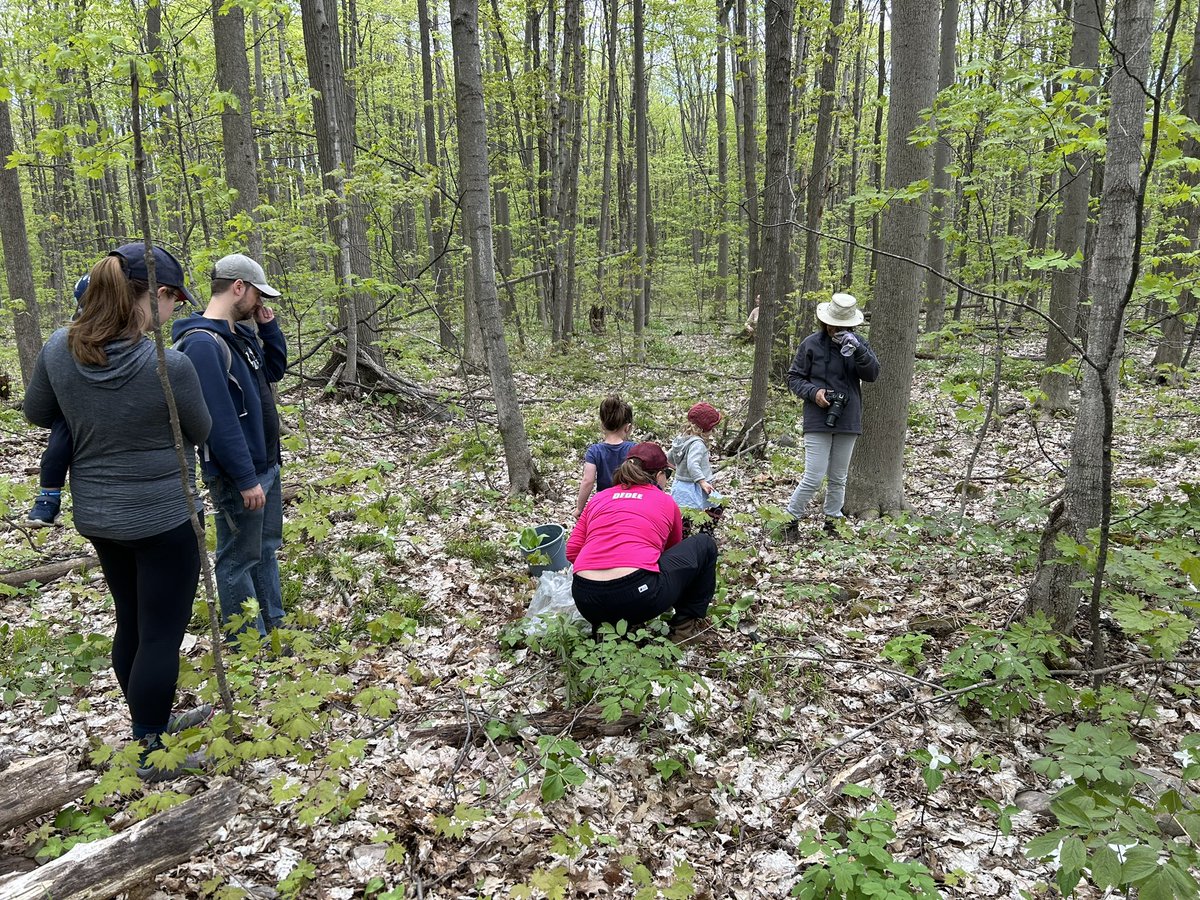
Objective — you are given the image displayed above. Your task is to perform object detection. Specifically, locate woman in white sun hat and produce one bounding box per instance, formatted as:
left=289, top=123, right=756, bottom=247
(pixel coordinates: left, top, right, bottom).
left=780, top=292, right=881, bottom=537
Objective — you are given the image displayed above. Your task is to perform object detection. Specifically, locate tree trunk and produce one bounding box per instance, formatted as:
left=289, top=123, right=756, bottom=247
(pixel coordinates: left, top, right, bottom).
left=449, top=0, right=545, bottom=495
left=597, top=0, right=620, bottom=308
left=633, top=0, right=649, bottom=353
left=0, top=753, right=94, bottom=834
left=715, top=0, right=731, bottom=321
left=1037, top=0, right=1102, bottom=412
left=1027, top=0, right=1155, bottom=632
left=1151, top=4, right=1200, bottom=378
left=0, top=81, right=42, bottom=387
left=736, top=0, right=759, bottom=313
left=869, top=0, right=885, bottom=285
left=300, top=0, right=378, bottom=358
left=418, top=0, right=456, bottom=350
left=799, top=0, right=846, bottom=313
left=922, top=0, right=958, bottom=339
left=212, top=0, right=263, bottom=259
left=843, top=0, right=940, bottom=518
left=728, top=0, right=793, bottom=456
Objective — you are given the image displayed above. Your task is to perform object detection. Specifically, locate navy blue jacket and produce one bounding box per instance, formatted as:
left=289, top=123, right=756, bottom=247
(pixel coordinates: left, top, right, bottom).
left=786, top=330, right=881, bottom=435
left=171, top=314, right=287, bottom=490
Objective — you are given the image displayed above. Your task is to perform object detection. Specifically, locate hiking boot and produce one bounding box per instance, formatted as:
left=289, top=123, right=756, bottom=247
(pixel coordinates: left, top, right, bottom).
left=669, top=617, right=713, bottom=647
left=778, top=516, right=801, bottom=543
left=27, top=493, right=62, bottom=527
left=136, top=738, right=209, bottom=783
left=823, top=517, right=840, bottom=535
left=165, top=704, right=213, bottom=734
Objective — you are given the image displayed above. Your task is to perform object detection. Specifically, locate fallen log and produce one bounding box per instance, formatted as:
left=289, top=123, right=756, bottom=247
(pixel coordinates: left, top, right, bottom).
left=0, top=556, right=98, bottom=589
left=0, top=779, right=241, bottom=900
left=0, top=754, right=96, bottom=835
left=411, top=706, right=642, bottom=746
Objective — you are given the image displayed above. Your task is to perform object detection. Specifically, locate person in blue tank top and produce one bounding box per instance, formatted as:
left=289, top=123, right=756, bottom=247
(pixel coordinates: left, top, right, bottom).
left=573, top=394, right=635, bottom=518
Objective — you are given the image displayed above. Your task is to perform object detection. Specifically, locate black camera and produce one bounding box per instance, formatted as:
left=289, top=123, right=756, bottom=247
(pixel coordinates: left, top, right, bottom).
left=824, top=390, right=848, bottom=427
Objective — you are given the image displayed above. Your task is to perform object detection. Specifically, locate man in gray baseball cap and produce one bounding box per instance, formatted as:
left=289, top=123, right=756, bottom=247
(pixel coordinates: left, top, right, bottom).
left=211, top=253, right=281, bottom=299
left=171, top=253, right=288, bottom=637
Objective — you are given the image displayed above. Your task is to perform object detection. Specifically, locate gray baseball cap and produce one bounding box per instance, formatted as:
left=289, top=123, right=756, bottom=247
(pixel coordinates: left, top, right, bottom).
left=213, top=253, right=280, bottom=298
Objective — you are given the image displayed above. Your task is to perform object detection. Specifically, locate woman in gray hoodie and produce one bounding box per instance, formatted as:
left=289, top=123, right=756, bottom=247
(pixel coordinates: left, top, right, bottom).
left=781, top=292, right=881, bottom=536
left=24, top=246, right=212, bottom=780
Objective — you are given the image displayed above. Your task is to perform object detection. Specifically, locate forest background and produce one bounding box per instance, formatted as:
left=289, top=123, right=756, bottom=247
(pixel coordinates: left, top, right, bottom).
left=0, top=0, right=1199, bottom=897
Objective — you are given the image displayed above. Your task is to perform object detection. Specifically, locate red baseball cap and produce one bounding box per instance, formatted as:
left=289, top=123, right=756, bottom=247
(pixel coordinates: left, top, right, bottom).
left=626, top=442, right=672, bottom=472
left=687, top=402, right=722, bottom=432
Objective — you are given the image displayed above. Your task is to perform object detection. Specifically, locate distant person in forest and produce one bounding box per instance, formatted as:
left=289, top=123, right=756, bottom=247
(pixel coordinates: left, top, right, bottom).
left=739, top=294, right=761, bottom=342
left=26, top=275, right=94, bottom=526
left=573, top=393, right=635, bottom=518
left=567, top=442, right=718, bottom=646
left=23, top=244, right=213, bottom=781
left=780, top=292, right=881, bottom=539
left=667, top=402, right=725, bottom=537
left=173, top=253, right=287, bottom=637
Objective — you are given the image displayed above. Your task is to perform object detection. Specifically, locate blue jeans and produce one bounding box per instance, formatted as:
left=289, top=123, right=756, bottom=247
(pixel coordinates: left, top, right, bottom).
left=208, top=465, right=284, bottom=635
left=786, top=433, right=858, bottom=518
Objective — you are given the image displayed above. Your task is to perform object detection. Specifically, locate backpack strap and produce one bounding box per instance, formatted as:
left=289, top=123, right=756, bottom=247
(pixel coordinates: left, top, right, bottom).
left=174, top=328, right=232, bottom=378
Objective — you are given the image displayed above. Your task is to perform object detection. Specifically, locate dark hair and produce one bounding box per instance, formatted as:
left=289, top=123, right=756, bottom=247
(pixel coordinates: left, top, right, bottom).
left=68, top=256, right=149, bottom=366
left=612, top=456, right=655, bottom=487
left=210, top=277, right=238, bottom=296
left=599, top=394, right=633, bottom=432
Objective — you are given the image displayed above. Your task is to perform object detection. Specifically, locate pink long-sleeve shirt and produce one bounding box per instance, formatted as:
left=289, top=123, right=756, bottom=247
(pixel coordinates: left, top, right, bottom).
left=566, top=483, right=683, bottom=572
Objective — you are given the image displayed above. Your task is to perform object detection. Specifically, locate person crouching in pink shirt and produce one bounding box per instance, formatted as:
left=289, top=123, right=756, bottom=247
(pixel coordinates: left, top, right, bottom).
left=566, top=442, right=718, bottom=645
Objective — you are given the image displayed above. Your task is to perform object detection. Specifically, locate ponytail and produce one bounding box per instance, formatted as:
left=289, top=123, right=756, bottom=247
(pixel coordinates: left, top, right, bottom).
left=612, top=456, right=654, bottom=487
left=68, top=257, right=149, bottom=366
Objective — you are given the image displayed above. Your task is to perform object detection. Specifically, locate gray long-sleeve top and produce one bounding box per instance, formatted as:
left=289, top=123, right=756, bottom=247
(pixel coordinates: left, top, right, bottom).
left=24, top=328, right=212, bottom=540
left=786, top=329, right=881, bottom=435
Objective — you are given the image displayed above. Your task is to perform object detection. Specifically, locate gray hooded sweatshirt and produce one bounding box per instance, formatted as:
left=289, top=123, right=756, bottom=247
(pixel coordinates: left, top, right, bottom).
left=24, top=328, right=211, bottom=540
left=668, top=434, right=713, bottom=484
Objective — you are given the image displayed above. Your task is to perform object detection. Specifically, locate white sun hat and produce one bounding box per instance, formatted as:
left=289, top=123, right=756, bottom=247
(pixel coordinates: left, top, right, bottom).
left=816, top=292, right=865, bottom=328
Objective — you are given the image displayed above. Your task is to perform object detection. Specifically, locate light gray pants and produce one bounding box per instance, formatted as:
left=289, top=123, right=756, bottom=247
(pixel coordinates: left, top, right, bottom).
left=785, top=433, right=858, bottom=518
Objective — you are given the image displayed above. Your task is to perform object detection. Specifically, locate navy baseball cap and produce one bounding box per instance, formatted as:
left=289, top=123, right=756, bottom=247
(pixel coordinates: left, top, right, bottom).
left=74, top=274, right=89, bottom=303
left=110, top=243, right=198, bottom=306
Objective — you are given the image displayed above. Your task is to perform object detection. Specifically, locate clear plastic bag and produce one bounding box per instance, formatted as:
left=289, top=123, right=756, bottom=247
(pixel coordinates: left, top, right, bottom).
left=523, top=568, right=585, bottom=634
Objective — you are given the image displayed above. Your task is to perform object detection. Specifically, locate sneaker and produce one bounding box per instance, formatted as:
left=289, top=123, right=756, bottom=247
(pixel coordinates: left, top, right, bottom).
left=27, top=493, right=61, bottom=527
left=137, top=748, right=210, bottom=783
left=669, top=617, right=713, bottom=646
left=165, top=704, right=213, bottom=734
left=136, top=737, right=209, bottom=782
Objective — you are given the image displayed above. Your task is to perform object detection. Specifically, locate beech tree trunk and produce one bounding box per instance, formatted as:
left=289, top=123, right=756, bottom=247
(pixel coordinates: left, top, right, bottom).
left=449, top=0, right=544, bottom=494
left=728, top=0, right=792, bottom=456
left=1028, top=0, right=1154, bottom=632
left=0, top=79, right=42, bottom=387
left=843, top=0, right=940, bottom=518
left=1038, top=0, right=1102, bottom=412
left=212, top=0, right=263, bottom=259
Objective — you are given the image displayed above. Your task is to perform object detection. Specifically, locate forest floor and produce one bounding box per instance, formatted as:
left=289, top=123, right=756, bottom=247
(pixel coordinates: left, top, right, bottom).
left=0, top=320, right=1198, bottom=899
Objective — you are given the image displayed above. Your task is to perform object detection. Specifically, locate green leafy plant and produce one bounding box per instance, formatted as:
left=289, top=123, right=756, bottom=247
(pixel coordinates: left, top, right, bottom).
left=792, top=792, right=940, bottom=899
left=537, top=735, right=587, bottom=802
left=26, top=804, right=114, bottom=860
left=881, top=633, right=931, bottom=674
left=1026, top=725, right=1200, bottom=898
left=517, top=526, right=551, bottom=567
left=942, top=614, right=1072, bottom=719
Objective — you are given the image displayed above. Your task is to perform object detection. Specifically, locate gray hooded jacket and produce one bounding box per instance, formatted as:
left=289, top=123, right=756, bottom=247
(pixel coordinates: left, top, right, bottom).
left=24, top=328, right=211, bottom=540
left=668, top=434, right=714, bottom=484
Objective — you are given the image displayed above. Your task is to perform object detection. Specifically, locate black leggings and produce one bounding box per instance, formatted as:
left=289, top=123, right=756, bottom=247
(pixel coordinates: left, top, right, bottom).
left=572, top=534, right=717, bottom=630
left=86, top=519, right=200, bottom=738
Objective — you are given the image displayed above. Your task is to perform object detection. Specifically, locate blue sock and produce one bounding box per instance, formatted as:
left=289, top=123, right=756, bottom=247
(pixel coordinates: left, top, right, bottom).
left=38, top=489, right=62, bottom=498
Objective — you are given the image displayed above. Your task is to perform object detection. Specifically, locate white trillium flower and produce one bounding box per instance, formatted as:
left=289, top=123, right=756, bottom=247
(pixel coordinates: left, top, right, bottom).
left=927, top=744, right=952, bottom=770
left=1172, top=747, right=1200, bottom=767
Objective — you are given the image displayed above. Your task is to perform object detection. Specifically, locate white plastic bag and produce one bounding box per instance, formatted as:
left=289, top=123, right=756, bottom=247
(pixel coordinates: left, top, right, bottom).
left=523, top=568, right=585, bottom=634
